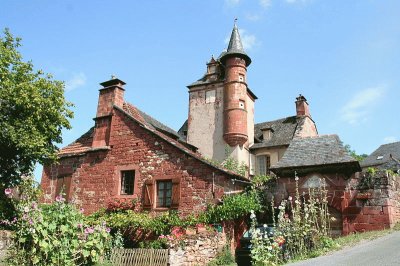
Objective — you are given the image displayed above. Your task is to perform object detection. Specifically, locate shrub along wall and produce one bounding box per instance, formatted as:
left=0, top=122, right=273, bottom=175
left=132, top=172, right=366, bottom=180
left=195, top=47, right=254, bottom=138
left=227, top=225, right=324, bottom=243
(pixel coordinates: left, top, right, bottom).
left=168, top=231, right=227, bottom=266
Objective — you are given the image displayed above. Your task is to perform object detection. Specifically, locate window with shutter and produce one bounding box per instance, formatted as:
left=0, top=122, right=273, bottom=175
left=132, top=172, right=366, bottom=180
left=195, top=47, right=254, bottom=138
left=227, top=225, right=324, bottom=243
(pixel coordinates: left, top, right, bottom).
left=157, top=180, right=172, bottom=208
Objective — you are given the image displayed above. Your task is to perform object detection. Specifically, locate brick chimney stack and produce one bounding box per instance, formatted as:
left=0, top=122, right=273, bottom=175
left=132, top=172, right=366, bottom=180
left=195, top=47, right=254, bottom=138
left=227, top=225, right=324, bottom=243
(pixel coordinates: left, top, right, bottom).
left=92, top=77, right=126, bottom=147
left=295, top=94, right=311, bottom=117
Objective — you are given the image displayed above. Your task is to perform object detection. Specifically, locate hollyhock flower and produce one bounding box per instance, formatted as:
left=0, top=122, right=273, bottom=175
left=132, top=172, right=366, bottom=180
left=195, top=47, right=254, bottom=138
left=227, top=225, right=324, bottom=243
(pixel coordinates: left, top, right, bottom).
left=85, top=227, right=94, bottom=234
left=106, top=227, right=111, bottom=233
left=288, top=196, right=292, bottom=201
left=5, top=188, right=12, bottom=196
left=24, top=206, right=29, bottom=213
left=80, top=208, right=84, bottom=213
left=159, top=235, right=166, bottom=239
left=55, top=195, right=63, bottom=202
left=77, top=223, right=83, bottom=228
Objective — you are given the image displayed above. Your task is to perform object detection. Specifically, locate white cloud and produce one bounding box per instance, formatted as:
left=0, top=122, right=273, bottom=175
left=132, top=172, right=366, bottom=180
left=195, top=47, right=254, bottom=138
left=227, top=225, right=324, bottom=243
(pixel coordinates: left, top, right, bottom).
left=240, top=29, right=258, bottom=50
left=245, top=13, right=262, bottom=21
left=340, top=86, right=385, bottom=125
left=225, top=29, right=259, bottom=50
left=225, top=0, right=240, bottom=7
left=383, top=136, right=398, bottom=143
left=65, top=72, right=87, bottom=92
left=259, top=0, right=272, bottom=8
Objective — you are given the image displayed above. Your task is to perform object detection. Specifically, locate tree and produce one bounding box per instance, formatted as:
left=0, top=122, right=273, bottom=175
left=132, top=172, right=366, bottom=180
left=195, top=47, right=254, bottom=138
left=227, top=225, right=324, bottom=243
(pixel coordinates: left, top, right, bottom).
left=0, top=29, right=73, bottom=186
left=344, top=144, right=368, bottom=162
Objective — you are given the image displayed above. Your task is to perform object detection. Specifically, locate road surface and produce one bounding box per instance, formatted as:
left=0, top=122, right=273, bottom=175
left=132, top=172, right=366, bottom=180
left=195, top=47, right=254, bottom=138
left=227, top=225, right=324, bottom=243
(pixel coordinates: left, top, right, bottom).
left=286, top=231, right=400, bottom=266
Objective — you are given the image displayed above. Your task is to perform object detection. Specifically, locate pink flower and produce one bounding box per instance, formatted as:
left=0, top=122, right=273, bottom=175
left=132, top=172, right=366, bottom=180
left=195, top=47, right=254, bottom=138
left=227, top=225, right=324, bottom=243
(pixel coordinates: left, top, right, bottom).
left=84, top=227, right=94, bottom=234
left=5, top=188, right=12, bottom=197
left=106, top=227, right=111, bottom=233
left=80, top=208, right=84, bottom=213
left=159, top=235, right=166, bottom=239
left=55, top=195, right=65, bottom=202
left=77, top=223, right=83, bottom=228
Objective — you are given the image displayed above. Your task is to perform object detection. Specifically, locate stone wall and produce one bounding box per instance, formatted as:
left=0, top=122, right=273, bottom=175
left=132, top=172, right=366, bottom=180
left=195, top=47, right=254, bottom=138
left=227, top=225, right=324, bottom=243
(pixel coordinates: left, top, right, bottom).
left=41, top=108, right=244, bottom=215
left=266, top=171, right=400, bottom=235
left=343, top=171, right=400, bottom=233
left=0, top=231, right=12, bottom=265
left=169, top=231, right=227, bottom=266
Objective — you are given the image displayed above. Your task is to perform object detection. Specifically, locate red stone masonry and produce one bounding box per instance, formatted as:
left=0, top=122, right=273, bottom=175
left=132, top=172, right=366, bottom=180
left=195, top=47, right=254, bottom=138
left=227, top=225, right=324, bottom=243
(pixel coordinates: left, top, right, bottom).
left=41, top=102, right=248, bottom=215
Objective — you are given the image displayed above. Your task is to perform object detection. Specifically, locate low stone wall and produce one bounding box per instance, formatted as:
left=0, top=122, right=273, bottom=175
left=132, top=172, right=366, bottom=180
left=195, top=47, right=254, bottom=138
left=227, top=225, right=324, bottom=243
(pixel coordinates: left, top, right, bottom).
left=169, top=231, right=227, bottom=266
left=0, top=230, right=12, bottom=264
left=343, top=172, right=400, bottom=233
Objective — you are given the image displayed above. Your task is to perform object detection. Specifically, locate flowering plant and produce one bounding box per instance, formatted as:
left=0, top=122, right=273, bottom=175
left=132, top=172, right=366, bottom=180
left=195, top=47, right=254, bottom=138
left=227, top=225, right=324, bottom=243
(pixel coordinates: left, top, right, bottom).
left=2, top=177, right=116, bottom=265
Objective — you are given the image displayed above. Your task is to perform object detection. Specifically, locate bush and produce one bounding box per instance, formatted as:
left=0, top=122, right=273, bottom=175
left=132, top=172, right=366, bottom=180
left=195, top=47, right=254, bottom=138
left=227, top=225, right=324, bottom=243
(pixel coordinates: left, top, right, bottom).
left=3, top=177, right=116, bottom=265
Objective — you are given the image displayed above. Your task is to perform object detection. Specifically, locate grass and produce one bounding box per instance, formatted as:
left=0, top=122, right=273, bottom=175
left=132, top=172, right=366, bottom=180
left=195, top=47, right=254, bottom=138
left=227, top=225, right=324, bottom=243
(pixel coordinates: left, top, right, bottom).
left=285, top=223, right=400, bottom=264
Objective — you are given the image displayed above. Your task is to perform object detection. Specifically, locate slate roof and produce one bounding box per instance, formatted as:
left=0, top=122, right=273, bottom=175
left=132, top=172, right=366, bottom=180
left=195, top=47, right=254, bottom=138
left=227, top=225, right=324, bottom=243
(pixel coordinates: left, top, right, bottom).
left=251, top=116, right=304, bottom=149
left=219, top=22, right=251, bottom=66
left=360, top=141, right=400, bottom=170
left=270, top=135, right=360, bottom=174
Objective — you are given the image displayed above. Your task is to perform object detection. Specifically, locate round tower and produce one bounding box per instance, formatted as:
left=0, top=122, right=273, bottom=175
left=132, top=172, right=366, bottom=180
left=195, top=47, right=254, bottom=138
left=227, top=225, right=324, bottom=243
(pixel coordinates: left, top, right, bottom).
left=220, top=21, right=252, bottom=147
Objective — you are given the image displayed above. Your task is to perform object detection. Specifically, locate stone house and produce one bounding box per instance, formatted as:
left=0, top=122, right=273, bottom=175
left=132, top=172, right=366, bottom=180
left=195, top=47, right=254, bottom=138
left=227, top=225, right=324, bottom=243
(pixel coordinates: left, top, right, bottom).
left=41, top=22, right=395, bottom=235
left=40, top=77, right=248, bottom=215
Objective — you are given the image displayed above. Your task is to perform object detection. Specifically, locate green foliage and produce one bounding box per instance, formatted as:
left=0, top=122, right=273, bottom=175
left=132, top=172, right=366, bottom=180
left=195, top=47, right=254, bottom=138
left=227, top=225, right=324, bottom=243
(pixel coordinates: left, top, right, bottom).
left=138, top=238, right=169, bottom=249
left=366, top=167, right=377, bottom=176
left=205, top=190, right=261, bottom=222
left=86, top=191, right=261, bottom=245
left=221, top=156, right=248, bottom=176
left=344, top=144, right=368, bottom=162
left=251, top=174, right=275, bottom=188
left=3, top=177, right=115, bottom=265
left=0, top=29, right=73, bottom=186
left=207, top=246, right=236, bottom=266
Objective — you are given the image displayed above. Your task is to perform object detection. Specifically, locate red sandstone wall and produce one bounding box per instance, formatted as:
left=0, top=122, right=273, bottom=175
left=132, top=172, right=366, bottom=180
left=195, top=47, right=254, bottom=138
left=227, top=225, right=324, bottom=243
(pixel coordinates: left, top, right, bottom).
left=41, top=109, right=243, bottom=215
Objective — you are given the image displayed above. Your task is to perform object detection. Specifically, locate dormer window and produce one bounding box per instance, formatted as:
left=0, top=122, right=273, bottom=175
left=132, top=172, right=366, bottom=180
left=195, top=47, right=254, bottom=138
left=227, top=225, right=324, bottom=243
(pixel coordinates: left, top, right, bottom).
left=376, top=156, right=383, bottom=160
left=261, top=128, right=273, bottom=141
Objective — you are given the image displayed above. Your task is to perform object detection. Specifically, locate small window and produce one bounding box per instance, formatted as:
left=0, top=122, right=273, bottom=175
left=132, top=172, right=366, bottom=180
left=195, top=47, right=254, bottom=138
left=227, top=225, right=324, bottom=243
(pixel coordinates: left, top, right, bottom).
left=157, top=180, right=172, bottom=208
left=256, top=155, right=271, bottom=175
left=239, top=74, right=245, bottom=82
left=121, top=170, right=135, bottom=195
left=239, top=100, right=245, bottom=109
left=205, top=90, right=216, bottom=103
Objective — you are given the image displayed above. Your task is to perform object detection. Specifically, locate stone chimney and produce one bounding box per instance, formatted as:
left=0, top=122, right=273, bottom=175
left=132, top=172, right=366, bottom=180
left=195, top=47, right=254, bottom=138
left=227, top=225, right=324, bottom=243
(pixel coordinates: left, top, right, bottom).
left=295, top=94, right=311, bottom=117
left=92, top=77, right=126, bottom=147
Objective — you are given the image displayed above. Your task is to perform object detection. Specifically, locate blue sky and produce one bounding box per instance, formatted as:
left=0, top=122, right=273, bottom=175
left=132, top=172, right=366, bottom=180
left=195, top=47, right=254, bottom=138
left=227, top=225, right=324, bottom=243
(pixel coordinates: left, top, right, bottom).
left=1, top=0, right=399, bottom=181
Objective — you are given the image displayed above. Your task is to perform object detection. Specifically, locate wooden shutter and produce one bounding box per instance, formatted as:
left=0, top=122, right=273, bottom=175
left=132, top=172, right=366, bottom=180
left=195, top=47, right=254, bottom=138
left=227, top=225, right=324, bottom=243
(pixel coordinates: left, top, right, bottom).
left=55, top=177, right=64, bottom=198
left=143, top=179, right=154, bottom=210
left=64, top=175, right=72, bottom=202
left=55, top=175, right=72, bottom=201
left=171, top=178, right=181, bottom=209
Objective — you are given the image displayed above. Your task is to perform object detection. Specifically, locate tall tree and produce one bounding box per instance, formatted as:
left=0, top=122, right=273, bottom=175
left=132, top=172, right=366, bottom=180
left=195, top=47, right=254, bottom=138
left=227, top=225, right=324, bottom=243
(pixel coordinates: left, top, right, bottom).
left=0, top=29, right=73, bottom=186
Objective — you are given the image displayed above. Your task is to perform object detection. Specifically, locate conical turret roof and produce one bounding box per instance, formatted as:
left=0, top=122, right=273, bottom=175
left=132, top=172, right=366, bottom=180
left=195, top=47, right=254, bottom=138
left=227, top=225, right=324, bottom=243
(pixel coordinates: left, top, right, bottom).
left=220, top=21, right=251, bottom=66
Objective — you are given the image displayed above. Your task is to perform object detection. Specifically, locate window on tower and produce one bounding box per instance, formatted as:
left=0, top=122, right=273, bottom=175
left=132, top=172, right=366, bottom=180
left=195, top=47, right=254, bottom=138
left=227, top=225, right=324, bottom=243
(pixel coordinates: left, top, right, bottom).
left=239, top=100, right=245, bottom=109
left=239, top=74, right=245, bottom=82
left=205, top=90, right=216, bottom=103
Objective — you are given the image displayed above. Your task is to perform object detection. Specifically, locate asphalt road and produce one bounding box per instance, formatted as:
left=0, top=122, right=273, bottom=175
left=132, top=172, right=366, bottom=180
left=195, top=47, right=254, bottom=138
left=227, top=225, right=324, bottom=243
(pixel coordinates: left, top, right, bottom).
left=286, top=231, right=400, bottom=266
